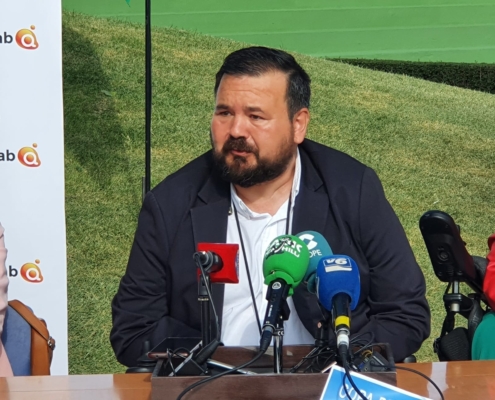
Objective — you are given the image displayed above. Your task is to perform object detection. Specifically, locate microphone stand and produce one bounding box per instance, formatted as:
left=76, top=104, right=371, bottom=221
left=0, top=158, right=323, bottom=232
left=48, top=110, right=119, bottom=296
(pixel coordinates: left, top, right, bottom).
left=157, top=252, right=245, bottom=377
left=273, top=323, right=284, bottom=374
left=198, top=273, right=212, bottom=349
left=193, top=252, right=259, bottom=376
left=273, top=299, right=290, bottom=374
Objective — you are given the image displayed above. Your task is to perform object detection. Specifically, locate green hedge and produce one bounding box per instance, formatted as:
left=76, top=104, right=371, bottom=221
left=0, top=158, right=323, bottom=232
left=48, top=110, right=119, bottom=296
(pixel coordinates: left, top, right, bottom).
left=329, top=59, right=495, bottom=94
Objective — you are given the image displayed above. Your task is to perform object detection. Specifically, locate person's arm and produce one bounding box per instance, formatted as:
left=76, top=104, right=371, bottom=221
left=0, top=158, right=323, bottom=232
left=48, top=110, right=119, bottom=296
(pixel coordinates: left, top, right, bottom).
left=0, top=224, right=9, bottom=336
left=355, top=169, right=431, bottom=361
left=483, top=234, right=495, bottom=310
left=0, top=224, right=13, bottom=377
left=110, top=192, right=200, bottom=367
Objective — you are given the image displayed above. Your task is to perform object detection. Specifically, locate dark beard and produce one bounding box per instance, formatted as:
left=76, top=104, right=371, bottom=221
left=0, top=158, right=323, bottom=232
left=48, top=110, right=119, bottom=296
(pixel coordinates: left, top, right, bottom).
left=212, top=136, right=295, bottom=188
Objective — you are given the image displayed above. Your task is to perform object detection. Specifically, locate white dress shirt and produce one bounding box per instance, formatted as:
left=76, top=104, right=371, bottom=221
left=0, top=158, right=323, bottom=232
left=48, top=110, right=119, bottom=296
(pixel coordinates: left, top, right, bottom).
left=221, top=150, right=314, bottom=346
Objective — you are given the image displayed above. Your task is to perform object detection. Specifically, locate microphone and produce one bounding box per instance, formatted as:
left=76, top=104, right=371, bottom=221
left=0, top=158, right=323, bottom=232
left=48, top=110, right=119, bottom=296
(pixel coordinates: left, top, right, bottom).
left=196, top=243, right=239, bottom=284
left=296, top=231, right=333, bottom=293
left=316, top=255, right=360, bottom=359
left=194, top=251, right=223, bottom=272
left=259, top=235, right=310, bottom=353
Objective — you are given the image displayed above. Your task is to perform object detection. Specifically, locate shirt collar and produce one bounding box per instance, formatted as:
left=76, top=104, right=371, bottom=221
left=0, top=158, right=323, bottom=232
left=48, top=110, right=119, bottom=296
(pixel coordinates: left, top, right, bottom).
left=231, top=148, right=301, bottom=219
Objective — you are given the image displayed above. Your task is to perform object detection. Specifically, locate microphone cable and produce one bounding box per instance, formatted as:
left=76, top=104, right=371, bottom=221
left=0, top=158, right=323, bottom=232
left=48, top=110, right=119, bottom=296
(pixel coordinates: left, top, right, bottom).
left=342, top=339, right=445, bottom=400
left=355, top=343, right=445, bottom=400
left=176, top=350, right=265, bottom=400
left=371, top=363, right=445, bottom=400
left=290, top=332, right=375, bottom=374
left=340, top=345, right=368, bottom=400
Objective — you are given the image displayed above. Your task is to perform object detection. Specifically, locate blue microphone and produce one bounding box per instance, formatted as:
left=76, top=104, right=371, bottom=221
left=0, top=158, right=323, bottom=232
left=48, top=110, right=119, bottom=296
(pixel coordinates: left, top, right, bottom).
left=296, top=231, right=333, bottom=293
left=316, top=255, right=361, bottom=355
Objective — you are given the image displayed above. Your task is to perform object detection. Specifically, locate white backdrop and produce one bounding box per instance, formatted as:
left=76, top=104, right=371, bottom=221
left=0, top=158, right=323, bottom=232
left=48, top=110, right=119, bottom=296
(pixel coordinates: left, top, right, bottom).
left=0, top=1, right=68, bottom=374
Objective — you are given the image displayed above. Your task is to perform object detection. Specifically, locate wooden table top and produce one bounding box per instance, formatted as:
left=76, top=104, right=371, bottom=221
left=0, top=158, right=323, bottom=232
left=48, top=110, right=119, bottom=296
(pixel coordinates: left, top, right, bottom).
left=0, top=360, right=493, bottom=400
left=0, top=373, right=151, bottom=400
left=397, top=360, right=495, bottom=400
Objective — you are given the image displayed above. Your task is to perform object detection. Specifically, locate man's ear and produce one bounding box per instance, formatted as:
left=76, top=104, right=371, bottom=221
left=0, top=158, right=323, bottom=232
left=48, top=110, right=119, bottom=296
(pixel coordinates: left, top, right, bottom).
left=292, top=108, right=310, bottom=145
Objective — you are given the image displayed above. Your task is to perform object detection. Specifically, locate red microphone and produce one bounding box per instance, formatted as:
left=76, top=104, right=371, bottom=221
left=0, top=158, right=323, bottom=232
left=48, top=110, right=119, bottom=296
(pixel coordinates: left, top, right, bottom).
left=196, top=243, right=239, bottom=284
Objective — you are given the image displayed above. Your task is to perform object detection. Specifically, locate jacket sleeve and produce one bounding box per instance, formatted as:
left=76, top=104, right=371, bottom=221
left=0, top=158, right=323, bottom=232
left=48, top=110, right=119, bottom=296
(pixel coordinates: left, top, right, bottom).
left=110, top=192, right=200, bottom=367
left=354, top=168, right=431, bottom=361
left=483, top=234, right=495, bottom=310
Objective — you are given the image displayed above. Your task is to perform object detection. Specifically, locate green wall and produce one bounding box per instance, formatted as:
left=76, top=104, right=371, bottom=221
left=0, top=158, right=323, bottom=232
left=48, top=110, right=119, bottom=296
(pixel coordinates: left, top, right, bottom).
left=63, top=0, right=495, bottom=63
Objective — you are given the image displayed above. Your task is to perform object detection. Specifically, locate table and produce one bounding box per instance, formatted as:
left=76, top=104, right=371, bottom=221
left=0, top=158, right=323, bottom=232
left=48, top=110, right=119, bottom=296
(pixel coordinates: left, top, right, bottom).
left=0, top=361, right=493, bottom=400
left=0, top=374, right=150, bottom=400
left=397, top=360, right=495, bottom=399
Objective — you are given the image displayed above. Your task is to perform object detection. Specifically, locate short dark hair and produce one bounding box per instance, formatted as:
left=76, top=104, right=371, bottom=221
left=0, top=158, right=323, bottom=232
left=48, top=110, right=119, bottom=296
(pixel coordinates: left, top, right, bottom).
left=214, top=47, right=311, bottom=119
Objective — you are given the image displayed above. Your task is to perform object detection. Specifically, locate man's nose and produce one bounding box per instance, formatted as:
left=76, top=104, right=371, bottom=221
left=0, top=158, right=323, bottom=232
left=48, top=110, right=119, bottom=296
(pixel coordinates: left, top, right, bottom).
left=229, top=115, right=249, bottom=138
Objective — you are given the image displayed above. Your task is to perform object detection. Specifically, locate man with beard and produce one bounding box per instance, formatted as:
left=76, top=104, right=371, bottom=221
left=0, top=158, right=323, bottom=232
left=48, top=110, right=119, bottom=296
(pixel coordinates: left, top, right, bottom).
left=111, top=47, right=430, bottom=367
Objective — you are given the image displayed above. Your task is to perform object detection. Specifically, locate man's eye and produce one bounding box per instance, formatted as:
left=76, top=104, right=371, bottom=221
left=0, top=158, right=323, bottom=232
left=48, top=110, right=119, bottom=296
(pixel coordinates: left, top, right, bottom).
left=217, top=111, right=230, bottom=116
left=251, top=115, right=262, bottom=120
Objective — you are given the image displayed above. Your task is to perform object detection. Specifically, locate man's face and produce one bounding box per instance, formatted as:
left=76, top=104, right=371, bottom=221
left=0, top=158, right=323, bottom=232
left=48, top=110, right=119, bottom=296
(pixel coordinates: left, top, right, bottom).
left=211, top=71, right=306, bottom=187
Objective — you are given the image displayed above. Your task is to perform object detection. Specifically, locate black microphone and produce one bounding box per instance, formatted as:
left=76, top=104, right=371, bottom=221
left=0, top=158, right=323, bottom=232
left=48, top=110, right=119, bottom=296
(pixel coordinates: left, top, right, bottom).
left=196, top=243, right=240, bottom=283
left=194, top=251, right=223, bottom=273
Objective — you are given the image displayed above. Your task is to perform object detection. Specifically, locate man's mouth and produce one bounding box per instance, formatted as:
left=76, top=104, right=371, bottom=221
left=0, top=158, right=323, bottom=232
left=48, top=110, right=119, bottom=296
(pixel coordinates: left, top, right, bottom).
left=230, top=149, right=251, bottom=156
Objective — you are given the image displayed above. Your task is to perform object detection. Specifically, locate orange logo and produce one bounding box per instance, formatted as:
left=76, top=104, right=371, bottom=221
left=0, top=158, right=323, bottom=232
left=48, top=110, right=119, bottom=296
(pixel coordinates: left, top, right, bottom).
left=18, top=143, right=41, bottom=167
left=15, top=26, right=38, bottom=50
left=20, top=260, right=43, bottom=283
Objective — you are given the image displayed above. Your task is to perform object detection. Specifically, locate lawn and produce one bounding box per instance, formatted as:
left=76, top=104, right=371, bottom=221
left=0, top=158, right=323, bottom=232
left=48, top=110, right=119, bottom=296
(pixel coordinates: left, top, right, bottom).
left=63, top=12, right=495, bottom=374
left=62, top=0, right=495, bottom=62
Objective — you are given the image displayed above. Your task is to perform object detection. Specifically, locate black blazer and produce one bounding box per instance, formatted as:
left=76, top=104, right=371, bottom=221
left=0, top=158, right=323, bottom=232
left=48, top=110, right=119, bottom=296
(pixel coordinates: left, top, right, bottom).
left=111, top=139, right=430, bottom=367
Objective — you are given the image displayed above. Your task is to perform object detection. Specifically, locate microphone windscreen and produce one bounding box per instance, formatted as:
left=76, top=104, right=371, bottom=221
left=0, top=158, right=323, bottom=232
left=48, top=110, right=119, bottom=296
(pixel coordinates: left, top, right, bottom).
left=316, top=255, right=360, bottom=311
left=197, top=243, right=239, bottom=284
left=296, top=231, right=333, bottom=293
left=263, top=235, right=309, bottom=295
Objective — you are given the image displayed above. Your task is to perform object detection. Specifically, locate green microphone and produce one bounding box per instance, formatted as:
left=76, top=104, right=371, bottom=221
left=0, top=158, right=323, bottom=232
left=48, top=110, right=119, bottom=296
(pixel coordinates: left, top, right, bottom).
left=260, top=235, right=310, bottom=352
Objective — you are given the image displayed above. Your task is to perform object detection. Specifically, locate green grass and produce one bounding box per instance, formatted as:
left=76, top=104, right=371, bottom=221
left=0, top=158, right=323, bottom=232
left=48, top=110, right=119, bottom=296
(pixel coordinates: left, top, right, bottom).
left=63, top=11, right=495, bottom=374
left=62, top=0, right=495, bottom=63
